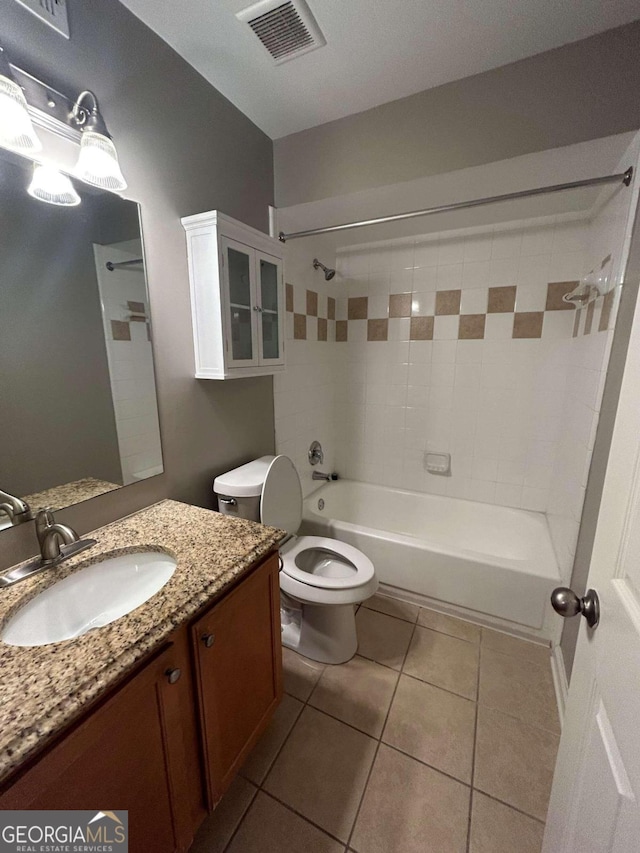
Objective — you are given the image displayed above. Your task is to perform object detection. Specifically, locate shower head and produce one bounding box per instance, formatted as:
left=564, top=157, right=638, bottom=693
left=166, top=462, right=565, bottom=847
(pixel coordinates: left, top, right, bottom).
left=313, top=258, right=336, bottom=281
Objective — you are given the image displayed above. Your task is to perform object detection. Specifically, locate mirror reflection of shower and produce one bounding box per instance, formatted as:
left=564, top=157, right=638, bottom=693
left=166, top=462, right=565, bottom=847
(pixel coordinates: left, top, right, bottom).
left=313, top=258, right=336, bottom=280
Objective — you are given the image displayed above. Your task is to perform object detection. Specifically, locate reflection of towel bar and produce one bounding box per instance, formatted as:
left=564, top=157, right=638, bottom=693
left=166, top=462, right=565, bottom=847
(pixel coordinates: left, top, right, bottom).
left=128, top=313, right=148, bottom=322
left=106, top=258, right=143, bottom=271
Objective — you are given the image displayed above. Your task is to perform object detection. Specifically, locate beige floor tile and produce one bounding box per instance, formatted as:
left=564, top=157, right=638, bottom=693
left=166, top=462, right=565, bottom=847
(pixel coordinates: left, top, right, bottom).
left=479, top=647, right=559, bottom=733
left=355, top=608, right=414, bottom=670
left=403, top=626, right=479, bottom=700
left=417, top=608, right=481, bottom=644
left=474, top=706, right=559, bottom=821
left=481, top=629, right=550, bottom=666
left=309, top=655, right=399, bottom=737
left=227, top=792, right=344, bottom=853
left=383, top=675, right=476, bottom=783
left=351, top=744, right=470, bottom=853
left=469, top=791, right=544, bottom=853
left=189, top=775, right=256, bottom=853
left=363, top=593, right=420, bottom=623
left=282, top=646, right=325, bottom=701
left=264, top=706, right=377, bottom=842
left=241, top=694, right=304, bottom=784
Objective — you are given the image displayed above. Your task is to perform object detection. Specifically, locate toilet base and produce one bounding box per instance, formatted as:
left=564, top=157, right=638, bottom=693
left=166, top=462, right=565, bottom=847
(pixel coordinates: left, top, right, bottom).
left=281, top=598, right=358, bottom=664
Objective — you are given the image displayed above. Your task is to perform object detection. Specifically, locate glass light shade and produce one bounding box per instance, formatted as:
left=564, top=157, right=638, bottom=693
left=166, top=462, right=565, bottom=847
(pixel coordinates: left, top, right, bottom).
left=0, top=74, right=41, bottom=153
left=75, top=130, right=127, bottom=191
left=28, top=164, right=81, bottom=207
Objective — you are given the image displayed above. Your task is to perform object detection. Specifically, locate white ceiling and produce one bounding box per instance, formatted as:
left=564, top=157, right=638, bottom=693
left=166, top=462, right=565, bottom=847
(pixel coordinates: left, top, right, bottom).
left=119, top=0, right=640, bottom=139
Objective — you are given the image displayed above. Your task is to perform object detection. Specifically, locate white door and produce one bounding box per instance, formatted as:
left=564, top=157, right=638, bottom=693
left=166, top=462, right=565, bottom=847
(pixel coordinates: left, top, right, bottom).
left=542, top=282, right=640, bottom=849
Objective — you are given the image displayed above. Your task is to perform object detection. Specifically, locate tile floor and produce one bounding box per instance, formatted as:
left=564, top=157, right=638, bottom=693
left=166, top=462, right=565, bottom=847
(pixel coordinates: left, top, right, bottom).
left=190, top=594, right=560, bottom=853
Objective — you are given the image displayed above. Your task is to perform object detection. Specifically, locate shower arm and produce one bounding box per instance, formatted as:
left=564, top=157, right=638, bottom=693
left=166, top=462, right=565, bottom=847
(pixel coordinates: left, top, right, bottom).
left=278, top=168, right=633, bottom=242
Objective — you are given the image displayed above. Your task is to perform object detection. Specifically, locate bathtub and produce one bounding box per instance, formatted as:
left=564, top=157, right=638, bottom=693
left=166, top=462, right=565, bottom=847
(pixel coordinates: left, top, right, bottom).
left=301, top=480, right=560, bottom=630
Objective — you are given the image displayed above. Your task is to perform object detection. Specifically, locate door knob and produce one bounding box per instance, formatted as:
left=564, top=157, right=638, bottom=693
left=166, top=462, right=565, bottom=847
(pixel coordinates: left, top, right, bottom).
left=165, top=667, right=181, bottom=684
left=551, top=587, right=600, bottom=628
left=202, top=633, right=215, bottom=648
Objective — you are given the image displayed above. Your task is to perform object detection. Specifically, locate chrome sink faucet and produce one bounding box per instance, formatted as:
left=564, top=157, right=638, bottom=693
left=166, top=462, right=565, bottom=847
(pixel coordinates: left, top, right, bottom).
left=36, top=509, right=80, bottom=563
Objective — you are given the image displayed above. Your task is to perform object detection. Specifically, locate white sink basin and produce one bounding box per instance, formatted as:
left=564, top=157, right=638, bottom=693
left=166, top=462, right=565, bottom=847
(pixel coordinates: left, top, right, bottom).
left=1, top=551, right=176, bottom=647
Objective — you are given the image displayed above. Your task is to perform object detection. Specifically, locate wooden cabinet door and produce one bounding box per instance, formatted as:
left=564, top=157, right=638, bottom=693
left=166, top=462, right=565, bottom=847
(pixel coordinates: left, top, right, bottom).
left=192, top=553, right=283, bottom=805
left=0, top=635, right=204, bottom=853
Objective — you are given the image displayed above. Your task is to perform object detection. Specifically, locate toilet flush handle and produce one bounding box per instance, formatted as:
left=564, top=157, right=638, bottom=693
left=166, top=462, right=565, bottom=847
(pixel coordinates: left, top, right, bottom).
left=219, top=497, right=237, bottom=507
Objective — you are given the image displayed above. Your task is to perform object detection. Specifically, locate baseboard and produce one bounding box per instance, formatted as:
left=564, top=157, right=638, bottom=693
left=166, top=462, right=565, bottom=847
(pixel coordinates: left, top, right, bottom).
left=377, top=582, right=552, bottom=646
left=550, top=643, right=569, bottom=728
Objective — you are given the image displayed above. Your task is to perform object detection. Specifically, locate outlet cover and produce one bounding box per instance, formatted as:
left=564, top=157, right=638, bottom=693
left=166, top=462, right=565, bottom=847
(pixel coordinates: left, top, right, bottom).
left=13, top=0, right=69, bottom=38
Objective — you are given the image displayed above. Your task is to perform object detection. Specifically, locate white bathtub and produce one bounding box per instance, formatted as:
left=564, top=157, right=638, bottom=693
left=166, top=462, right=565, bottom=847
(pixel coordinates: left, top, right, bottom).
left=301, top=480, right=560, bottom=630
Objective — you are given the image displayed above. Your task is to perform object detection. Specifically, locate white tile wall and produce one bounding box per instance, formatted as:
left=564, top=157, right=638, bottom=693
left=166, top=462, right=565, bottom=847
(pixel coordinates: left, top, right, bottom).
left=546, top=149, right=639, bottom=580
left=275, top=240, right=339, bottom=497
left=332, top=217, right=589, bottom=512
left=94, top=242, right=163, bottom=485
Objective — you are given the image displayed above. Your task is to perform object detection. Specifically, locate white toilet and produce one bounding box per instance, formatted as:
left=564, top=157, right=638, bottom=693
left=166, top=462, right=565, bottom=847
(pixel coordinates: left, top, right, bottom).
left=214, top=455, right=377, bottom=664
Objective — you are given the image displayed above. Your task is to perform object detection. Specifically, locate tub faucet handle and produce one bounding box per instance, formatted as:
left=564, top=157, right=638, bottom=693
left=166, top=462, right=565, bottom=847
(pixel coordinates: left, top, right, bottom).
left=308, top=440, right=324, bottom=466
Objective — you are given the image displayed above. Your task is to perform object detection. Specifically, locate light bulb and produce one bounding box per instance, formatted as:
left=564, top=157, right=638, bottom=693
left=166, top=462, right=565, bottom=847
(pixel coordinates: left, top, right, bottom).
left=0, top=74, right=41, bottom=153
left=27, top=164, right=81, bottom=206
left=75, top=130, right=126, bottom=191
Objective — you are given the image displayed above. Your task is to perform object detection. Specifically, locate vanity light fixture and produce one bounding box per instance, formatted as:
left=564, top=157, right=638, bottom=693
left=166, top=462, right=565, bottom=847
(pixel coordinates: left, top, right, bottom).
left=71, top=91, right=127, bottom=191
left=27, top=163, right=80, bottom=207
left=0, top=48, right=41, bottom=154
left=0, top=48, right=128, bottom=196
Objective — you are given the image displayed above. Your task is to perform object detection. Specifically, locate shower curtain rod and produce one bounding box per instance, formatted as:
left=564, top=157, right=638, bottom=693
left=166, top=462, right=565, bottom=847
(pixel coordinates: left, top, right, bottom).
left=105, top=258, right=144, bottom=271
left=278, top=167, right=633, bottom=243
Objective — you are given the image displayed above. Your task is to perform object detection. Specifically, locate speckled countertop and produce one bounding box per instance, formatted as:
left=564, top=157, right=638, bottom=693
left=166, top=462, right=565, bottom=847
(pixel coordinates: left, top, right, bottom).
left=22, top=477, right=121, bottom=513
left=0, top=499, right=282, bottom=786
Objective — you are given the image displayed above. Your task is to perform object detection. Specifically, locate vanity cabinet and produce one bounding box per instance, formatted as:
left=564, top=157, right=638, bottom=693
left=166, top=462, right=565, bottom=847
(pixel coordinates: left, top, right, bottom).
left=0, top=551, right=282, bottom=852
left=0, top=632, right=203, bottom=853
left=182, top=210, right=285, bottom=379
left=192, top=552, right=283, bottom=805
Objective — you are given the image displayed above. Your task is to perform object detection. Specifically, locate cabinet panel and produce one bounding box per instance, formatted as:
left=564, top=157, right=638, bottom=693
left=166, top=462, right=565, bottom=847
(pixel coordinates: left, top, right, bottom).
left=221, top=237, right=259, bottom=368
left=0, top=641, right=199, bottom=853
left=257, top=252, right=284, bottom=365
left=192, top=553, right=283, bottom=805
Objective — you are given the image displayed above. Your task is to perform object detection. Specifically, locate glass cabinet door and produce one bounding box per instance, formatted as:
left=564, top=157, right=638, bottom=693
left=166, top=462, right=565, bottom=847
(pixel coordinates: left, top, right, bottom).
left=222, top=238, right=257, bottom=366
left=257, top=252, right=284, bottom=364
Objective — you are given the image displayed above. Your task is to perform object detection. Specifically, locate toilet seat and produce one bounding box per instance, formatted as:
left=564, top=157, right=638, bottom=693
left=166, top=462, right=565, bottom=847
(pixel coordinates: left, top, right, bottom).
left=257, top=455, right=378, bottom=607
left=280, top=536, right=378, bottom=606
left=281, top=535, right=375, bottom=590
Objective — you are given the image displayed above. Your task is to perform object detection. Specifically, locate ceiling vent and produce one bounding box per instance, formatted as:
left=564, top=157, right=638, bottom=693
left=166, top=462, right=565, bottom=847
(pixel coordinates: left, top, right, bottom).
left=237, top=0, right=326, bottom=65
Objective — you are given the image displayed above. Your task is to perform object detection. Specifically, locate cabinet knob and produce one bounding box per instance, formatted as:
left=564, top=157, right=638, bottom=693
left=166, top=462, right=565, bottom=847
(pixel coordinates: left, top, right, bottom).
left=202, top=633, right=215, bottom=648
left=165, top=667, right=182, bottom=684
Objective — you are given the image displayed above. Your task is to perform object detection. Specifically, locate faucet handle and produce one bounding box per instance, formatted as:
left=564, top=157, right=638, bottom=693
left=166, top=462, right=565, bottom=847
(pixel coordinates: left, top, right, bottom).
left=35, top=508, right=56, bottom=546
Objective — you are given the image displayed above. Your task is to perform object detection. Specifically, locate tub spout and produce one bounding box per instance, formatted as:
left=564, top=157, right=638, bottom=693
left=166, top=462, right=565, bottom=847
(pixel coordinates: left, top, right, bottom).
left=312, top=471, right=339, bottom=481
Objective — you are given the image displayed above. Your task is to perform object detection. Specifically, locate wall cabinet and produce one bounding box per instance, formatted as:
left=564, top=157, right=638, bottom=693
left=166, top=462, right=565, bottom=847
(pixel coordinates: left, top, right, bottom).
left=0, top=552, right=282, bottom=852
left=182, top=210, right=285, bottom=379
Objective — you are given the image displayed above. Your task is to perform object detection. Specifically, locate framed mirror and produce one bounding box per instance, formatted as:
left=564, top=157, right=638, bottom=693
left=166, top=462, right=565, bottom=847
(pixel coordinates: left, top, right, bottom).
left=0, top=151, right=163, bottom=532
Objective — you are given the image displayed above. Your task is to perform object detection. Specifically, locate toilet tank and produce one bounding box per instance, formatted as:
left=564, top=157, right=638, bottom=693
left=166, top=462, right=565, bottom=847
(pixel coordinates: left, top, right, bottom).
left=213, top=456, right=275, bottom=522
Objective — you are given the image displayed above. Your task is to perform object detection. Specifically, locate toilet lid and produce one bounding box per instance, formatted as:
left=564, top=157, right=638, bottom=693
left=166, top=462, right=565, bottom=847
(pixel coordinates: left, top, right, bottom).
left=261, top=455, right=302, bottom=535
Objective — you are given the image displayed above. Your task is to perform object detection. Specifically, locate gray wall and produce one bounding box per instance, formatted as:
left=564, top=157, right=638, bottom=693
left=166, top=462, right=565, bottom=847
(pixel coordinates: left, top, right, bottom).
left=560, top=207, right=640, bottom=678
left=0, top=157, right=123, bottom=494
left=274, top=22, right=640, bottom=207
left=0, top=0, right=275, bottom=568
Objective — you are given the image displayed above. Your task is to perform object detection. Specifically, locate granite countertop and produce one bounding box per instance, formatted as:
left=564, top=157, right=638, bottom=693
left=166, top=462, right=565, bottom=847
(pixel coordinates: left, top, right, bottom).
left=0, top=499, right=283, bottom=786
left=22, top=477, right=121, bottom=513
